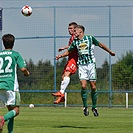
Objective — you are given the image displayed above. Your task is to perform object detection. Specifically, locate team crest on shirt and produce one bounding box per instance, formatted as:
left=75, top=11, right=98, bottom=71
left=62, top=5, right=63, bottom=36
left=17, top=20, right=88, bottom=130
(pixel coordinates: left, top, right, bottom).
left=79, top=43, right=88, bottom=50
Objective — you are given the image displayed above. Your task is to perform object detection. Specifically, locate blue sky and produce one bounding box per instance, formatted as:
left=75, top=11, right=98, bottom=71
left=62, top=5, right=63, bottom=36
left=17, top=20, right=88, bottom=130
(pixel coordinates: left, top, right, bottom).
left=0, top=0, right=133, bottom=67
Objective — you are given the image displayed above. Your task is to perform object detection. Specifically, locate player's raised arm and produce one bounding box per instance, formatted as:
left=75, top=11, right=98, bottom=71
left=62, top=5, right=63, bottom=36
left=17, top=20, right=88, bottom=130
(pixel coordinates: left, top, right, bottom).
left=58, top=46, right=69, bottom=52
left=56, top=49, right=70, bottom=60
left=98, top=42, right=115, bottom=56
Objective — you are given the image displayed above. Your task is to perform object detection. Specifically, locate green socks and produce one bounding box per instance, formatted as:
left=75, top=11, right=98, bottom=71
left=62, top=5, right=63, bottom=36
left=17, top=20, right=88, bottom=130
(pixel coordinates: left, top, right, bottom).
left=81, top=89, right=88, bottom=107
left=7, top=117, right=14, bottom=133
left=4, top=110, right=16, bottom=133
left=4, top=110, right=16, bottom=121
left=81, top=89, right=97, bottom=109
left=91, top=90, right=97, bottom=109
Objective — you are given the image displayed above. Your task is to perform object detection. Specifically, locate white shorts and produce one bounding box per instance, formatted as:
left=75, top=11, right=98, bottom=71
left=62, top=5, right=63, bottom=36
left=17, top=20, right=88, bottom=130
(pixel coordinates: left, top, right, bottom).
left=0, top=90, right=20, bottom=106
left=78, top=63, right=97, bottom=81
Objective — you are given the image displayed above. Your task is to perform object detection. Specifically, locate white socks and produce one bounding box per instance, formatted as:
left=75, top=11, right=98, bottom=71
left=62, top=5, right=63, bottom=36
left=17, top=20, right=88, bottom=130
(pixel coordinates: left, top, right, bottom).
left=60, top=77, right=70, bottom=94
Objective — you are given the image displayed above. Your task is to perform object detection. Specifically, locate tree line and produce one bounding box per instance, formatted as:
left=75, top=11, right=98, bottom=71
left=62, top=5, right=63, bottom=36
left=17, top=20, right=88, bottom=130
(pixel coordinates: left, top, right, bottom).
left=18, top=50, right=133, bottom=91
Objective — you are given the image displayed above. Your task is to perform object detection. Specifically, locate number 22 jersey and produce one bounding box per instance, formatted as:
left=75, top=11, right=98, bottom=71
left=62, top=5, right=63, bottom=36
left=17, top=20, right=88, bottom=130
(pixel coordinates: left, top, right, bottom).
left=0, top=49, right=26, bottom=91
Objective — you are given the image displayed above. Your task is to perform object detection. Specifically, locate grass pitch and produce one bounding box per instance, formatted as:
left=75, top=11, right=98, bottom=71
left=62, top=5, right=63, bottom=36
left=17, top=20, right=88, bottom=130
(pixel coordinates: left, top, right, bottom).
left=1, top=107, right=133, bottom=133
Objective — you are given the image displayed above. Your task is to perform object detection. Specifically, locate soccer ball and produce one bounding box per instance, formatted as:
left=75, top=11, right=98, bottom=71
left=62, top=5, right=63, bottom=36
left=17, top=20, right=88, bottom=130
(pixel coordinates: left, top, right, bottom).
left=29, top=104, right=34, bottom=108
left=21, top=5, right=32, bottom=17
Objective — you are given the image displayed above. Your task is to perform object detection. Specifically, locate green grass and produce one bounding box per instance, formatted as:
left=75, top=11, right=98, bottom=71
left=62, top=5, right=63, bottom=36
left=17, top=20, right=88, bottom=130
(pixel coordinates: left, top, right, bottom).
left=1, top=107, right=133, bottom=133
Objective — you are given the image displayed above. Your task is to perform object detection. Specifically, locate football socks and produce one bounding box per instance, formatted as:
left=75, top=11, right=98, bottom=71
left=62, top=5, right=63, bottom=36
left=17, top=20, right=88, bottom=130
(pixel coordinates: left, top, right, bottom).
left=91, top=89, right=97, bottom=109
left=81, top=89, right=88, bottom=108
left=60, top=77, right=70, bottom=94
left=4, top=110, right=16, bottom=121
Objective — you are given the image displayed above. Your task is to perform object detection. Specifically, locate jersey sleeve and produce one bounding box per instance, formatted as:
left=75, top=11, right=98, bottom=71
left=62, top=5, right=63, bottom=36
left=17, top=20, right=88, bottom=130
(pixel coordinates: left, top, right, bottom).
left=16, top=53, right=27, bottom=69
left=92, top=35, right=100, bottom=46
left=67, top=41, right=77, bottom=52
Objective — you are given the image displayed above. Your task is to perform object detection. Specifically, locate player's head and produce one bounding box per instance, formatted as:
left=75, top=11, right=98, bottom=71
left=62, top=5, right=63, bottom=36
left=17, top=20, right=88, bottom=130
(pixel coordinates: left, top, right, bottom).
left=68, top=22, right=78, bottom=35
left=2, top=34, right=15, bottom=49
left=74, top=25, right=85, bottom=38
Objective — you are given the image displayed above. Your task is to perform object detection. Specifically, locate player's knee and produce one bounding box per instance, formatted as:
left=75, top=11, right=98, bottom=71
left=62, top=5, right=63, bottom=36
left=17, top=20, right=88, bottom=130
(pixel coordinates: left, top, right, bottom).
left=16, top=110, right=20, bottom=116
left=91, top=87, right=96, bottom=91
left=90, top=84, right=96, bottom=90
left=80, top=80, right=87, bottom=89
left=81, top=84, right=87, bottom=89
left=14, top=107, right=20, bottom=116
left=90, top=82, right=96, bottom=90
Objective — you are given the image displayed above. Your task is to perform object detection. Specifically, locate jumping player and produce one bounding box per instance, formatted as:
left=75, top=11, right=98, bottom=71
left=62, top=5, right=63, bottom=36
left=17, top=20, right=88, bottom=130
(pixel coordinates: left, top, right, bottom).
left=52, top=22, right=78, bottom=104
left=56, top=25, right=115, bottom=116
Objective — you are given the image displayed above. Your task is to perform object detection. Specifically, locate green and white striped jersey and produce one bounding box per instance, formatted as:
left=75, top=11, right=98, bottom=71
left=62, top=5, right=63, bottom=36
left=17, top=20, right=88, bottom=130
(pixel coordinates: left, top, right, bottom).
left=68, top=35, right=99, bottom=65
left=0, top=49, right=26, bottom=91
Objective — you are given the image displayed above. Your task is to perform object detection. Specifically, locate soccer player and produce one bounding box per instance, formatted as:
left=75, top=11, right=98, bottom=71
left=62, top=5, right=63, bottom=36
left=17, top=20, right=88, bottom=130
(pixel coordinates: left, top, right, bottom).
left=56, top=25, right=115, bottom=116
left=0, top=34, right=30, bottom=133
left=52, top=22, right=78, bottom=104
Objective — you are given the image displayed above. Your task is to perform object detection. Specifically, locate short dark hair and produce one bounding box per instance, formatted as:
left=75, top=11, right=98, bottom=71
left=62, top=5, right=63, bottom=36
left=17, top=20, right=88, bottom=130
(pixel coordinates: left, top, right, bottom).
left=69, top=22, right=78, bottom=27
left=2, top=34, right=15, bottom=49
left=75, top=25, right=85, bottom=33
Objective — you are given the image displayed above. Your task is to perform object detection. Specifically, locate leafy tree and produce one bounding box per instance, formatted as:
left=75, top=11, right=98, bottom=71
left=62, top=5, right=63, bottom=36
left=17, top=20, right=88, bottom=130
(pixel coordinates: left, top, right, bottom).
left=112, top=51, right=133, bottom=90
left=18, top=59, right=54, bottom=90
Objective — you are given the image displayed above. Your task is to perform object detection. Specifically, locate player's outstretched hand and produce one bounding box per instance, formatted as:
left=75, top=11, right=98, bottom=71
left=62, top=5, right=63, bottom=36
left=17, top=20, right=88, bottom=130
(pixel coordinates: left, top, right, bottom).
left=58, top=46, right=69, bottom=52
left=110, top=51, right=115, bottom=56
left=58, top=48, right=64, bottom=52
left=24, top=71, right=30, bottom=76
left=56, top=55, right=62, bottom=60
